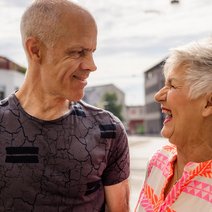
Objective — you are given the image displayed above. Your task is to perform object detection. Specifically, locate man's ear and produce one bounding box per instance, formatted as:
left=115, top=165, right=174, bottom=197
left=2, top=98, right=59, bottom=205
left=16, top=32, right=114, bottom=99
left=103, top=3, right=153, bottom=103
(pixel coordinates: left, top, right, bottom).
left=25, top=37, right=42, bottom=62
left=202, top=93, right=212, bottom=117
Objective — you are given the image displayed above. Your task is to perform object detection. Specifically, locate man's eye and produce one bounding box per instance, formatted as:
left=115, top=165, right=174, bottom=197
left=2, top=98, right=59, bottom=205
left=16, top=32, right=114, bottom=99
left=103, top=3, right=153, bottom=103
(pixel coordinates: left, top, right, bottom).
left=77, top=50, right=83, bottom=55
left=67, top=50, right=85, bottom=58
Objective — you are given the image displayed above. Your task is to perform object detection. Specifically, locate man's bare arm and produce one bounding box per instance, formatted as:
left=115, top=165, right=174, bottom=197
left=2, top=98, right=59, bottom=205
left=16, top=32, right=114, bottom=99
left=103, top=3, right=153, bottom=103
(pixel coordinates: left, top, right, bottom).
left=104, top=179, right=130, bottom=212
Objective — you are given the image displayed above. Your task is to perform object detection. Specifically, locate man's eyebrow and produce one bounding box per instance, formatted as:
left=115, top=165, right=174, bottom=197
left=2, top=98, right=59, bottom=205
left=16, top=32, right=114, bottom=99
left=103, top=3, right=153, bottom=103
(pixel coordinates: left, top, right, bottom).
left=65, top=46, right=83, bottom=51
left=65, top=47, right=95, bottom=53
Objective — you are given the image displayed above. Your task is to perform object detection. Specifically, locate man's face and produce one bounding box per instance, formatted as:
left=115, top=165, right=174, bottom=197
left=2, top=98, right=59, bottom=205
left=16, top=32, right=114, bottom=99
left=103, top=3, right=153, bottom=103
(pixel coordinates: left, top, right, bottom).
left=40, top=15, right=97, bottom=102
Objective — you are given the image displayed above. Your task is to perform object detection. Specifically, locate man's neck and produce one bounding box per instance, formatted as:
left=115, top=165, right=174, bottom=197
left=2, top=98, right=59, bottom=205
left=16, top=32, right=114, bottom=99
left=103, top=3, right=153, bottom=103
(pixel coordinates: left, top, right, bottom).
left=15, top=85, right=71, bottom=121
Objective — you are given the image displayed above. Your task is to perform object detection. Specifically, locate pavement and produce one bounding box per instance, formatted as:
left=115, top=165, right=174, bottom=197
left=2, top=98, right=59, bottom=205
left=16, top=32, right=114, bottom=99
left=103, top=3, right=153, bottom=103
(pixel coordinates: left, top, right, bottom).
left=128, top=135, right=167, bottom=210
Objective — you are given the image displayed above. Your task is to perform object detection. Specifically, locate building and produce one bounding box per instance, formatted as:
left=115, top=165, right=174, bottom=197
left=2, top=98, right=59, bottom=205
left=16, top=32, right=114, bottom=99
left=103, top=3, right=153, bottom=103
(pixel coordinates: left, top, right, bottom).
left=126, top=105, right=145, bottom=135
left=0, top=56, right=26, bottom=99
left=171, top=0, right=180, bottom=4
left=144, top=59, right=166, bottom=135
left=83, top=83, right=127, bottom=123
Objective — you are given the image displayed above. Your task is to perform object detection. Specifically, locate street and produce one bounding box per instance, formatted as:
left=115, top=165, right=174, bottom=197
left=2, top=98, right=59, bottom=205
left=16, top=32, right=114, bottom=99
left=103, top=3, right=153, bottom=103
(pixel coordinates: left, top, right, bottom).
left=128, top=135, right=167, bottom=210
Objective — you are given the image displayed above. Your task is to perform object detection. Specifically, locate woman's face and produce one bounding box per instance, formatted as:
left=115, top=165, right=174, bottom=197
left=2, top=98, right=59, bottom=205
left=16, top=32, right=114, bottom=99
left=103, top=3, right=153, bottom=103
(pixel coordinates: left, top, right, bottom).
left=154, top=65, right=206, bottom=144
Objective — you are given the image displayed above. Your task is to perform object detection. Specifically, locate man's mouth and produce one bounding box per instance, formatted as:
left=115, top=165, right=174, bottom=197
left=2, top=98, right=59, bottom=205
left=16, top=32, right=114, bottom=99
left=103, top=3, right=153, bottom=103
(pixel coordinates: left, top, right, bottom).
left=73, top=75, right=88, bottom=82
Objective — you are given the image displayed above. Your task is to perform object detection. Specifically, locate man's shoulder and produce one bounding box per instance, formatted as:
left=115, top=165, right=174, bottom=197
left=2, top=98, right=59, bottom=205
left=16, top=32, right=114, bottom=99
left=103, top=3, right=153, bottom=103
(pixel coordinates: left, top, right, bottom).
left=0, top=94, right=17, bottom=114
left=76, top=100, right=124, bottom=127
left=0, top=96, right=11, bottom=109
left=77, top=100, right=118, bottom=118
left=77, top=100, right=103, bottom=112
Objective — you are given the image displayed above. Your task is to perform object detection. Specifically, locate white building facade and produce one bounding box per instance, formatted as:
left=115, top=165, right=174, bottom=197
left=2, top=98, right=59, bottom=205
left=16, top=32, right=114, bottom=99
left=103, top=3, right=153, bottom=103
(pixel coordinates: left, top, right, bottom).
left=0, top=56, right=25, bottom=99
left=0, top=69, right=25, bottom=99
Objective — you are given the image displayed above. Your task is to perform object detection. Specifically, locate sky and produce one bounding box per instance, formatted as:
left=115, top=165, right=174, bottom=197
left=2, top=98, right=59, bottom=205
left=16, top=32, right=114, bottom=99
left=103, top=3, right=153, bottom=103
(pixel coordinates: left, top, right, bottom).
left=0, top=0, right=212, bottom=105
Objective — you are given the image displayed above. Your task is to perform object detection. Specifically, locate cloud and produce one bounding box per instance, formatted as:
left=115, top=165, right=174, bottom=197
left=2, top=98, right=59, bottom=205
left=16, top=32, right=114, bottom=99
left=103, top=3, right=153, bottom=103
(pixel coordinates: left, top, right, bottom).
left=1, top=0, right=30, bottom=8
left=0, top=0, right=212, bottom=105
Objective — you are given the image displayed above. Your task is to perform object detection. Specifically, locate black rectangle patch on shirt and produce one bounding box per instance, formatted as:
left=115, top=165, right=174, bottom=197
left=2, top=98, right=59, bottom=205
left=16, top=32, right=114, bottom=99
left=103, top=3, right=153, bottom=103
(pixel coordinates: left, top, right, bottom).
left=71, top=108, right=86, bottom=117
left=85, top=180, right=101, bottom=196
left=5, top=147, right=39, bottom=163
left=5, top=156, right=39, bottom=163
left=6, top=147, right=39, bottom=154
left=99, top=124, right=116, bottom=131
left=101, top=131, right=116, bottom=139
left=99, top=124, right=116, bottom=138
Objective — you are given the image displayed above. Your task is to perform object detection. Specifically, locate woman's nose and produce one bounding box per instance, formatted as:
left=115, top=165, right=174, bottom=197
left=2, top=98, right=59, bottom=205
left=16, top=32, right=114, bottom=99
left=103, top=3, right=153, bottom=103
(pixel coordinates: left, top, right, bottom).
left=154, top=86, right=168, bottom=102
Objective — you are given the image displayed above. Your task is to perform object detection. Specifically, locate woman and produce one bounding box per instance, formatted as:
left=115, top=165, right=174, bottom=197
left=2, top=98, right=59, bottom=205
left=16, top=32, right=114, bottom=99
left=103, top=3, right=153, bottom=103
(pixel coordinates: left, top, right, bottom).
left=135, top=38, right=212, bottom=212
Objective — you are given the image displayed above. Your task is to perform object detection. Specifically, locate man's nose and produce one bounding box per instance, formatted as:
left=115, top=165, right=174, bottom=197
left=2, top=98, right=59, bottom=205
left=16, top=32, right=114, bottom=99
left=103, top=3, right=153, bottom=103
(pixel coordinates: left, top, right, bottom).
left=81, top=54, right=97, bottom=72
left=154, top=86, right=168, bottom=102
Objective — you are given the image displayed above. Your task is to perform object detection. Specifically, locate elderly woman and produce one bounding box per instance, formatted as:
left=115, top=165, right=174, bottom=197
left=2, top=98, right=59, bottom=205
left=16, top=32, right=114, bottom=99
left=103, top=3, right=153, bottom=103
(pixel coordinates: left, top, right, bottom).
left=135, top=38, right=212, bottom=212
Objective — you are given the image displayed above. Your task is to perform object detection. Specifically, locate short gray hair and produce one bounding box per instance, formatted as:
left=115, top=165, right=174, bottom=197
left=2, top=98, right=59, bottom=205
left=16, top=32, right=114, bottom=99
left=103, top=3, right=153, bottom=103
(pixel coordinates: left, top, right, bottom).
left=20, top=0, right=92, bottom=47
left=164, top=38, right=212, bottom=99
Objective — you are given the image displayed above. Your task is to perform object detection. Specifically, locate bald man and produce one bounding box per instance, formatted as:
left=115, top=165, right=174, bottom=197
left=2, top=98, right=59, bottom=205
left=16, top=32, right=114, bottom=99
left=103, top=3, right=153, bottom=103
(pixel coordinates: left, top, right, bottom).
left=0, top=0, right=130, bottom=211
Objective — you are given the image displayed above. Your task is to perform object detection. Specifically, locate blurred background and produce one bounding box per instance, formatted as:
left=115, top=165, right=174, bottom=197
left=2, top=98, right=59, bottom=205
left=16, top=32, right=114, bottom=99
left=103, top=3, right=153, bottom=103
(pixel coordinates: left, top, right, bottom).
left=0, top=0, right=212, bottom=209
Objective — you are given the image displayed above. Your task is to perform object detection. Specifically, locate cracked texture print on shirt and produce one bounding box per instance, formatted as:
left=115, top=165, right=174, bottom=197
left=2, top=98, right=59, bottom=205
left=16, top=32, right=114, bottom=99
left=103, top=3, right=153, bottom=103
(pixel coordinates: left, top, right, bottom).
left=0, top=94, right=129, bottom=212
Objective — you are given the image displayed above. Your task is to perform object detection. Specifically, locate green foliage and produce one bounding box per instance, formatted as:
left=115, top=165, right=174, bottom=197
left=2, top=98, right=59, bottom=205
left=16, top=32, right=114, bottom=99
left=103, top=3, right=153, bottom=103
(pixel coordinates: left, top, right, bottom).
left=136, top=124, right=144, bottom=134
left=103, top=92, right=123, bottom=121
left=18, top=66, right=27, bottom=74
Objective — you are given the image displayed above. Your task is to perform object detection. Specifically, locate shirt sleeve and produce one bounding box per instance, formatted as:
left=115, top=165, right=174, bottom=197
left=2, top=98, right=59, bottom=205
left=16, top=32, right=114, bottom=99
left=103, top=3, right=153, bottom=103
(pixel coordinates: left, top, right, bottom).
left=102, top=118, right=130, bottom=186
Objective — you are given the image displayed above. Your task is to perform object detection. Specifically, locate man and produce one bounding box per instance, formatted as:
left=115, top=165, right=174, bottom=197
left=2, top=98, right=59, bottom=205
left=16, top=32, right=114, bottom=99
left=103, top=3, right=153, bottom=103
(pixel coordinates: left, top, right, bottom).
left=0, top=1, right=130, bottom=211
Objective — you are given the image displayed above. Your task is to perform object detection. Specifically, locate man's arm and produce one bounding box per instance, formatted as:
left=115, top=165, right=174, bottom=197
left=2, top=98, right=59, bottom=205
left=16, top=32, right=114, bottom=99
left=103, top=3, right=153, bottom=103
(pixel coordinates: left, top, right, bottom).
left=104, top=179, right=130, bottom=212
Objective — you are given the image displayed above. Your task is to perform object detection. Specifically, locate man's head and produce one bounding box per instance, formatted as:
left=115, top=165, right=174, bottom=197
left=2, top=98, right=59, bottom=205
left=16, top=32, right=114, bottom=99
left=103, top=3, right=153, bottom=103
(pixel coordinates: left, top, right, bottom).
left=20, top=0, right=97, bottom=101
left=20, top=0, right=96, bottom=48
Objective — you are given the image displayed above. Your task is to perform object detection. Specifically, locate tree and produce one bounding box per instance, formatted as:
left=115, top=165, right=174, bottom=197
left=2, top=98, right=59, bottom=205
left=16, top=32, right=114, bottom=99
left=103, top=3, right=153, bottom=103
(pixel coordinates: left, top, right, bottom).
left=103, top=92, right=123, bottom=121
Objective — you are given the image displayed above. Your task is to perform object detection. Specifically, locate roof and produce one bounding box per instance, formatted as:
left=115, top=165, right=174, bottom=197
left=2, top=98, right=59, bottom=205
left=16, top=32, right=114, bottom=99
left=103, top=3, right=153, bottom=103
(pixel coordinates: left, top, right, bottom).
left=0, top=56, right=26, bottom=74
left=144, top=57, right=167, bottom=74
left=86, top=83, right=125, bottom=95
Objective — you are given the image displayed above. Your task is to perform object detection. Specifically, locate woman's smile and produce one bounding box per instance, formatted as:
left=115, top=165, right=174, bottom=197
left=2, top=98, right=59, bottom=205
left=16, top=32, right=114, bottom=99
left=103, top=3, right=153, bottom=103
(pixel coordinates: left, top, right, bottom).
left=162, top=107, right=173, bottom=124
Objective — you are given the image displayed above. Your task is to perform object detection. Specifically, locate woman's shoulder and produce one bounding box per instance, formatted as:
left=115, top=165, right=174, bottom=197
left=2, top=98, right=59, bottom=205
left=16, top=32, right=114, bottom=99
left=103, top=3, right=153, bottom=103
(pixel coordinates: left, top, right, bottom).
left=149, top=144, right=177, bottom=165
left=145, top=145, right=177, bottom=177
left=162, top=144, right=177, bottom=154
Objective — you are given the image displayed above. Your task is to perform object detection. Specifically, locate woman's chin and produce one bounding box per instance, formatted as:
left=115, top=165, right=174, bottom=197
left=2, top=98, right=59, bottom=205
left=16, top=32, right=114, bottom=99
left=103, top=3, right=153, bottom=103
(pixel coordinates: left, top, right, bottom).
left=160, top=127, right=173, bottom=139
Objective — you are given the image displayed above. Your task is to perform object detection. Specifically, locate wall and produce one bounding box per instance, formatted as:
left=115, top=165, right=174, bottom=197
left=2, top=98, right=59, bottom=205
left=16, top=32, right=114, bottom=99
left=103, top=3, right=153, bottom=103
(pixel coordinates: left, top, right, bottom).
left=0, top=69, right=25, bottom=99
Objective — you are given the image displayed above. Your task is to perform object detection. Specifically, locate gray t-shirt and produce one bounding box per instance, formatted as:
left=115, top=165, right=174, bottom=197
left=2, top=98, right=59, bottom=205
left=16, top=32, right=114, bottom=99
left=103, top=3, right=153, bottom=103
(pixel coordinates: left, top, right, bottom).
left=0, top=94, right=129, bottom=212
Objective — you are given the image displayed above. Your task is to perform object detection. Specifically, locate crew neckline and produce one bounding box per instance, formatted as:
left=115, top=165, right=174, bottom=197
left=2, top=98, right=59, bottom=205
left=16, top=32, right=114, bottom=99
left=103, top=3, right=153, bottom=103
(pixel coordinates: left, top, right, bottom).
left=11, top=93, right=75, bottom=124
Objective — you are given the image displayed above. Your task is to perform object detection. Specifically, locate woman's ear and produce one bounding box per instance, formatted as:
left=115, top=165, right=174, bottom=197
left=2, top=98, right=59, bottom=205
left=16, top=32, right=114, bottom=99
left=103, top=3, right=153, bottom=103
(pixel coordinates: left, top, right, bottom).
left=202, top=93, right=212, bottom=117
